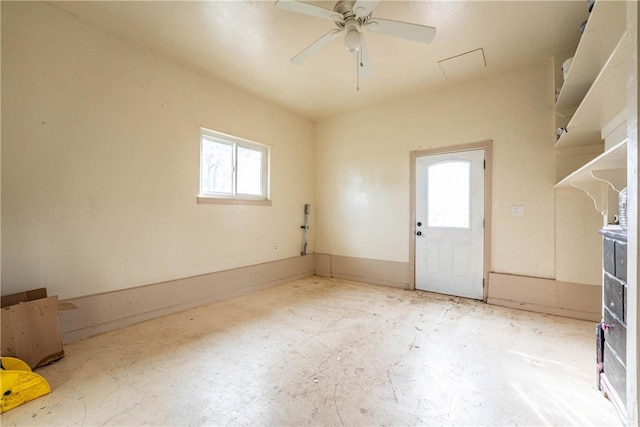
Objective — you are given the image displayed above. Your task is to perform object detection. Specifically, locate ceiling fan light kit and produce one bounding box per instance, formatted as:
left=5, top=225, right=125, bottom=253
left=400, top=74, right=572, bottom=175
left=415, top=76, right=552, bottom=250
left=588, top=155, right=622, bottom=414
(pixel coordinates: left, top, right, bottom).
left=343, top=21, right=362, bottom=53
left=274, top=0, right=436, bottom=87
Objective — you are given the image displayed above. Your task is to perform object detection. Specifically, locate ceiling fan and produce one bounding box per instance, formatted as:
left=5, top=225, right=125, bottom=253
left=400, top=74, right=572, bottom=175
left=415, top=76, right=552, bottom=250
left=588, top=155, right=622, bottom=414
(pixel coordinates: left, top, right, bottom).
left=274, top=0, right=436, bottom=83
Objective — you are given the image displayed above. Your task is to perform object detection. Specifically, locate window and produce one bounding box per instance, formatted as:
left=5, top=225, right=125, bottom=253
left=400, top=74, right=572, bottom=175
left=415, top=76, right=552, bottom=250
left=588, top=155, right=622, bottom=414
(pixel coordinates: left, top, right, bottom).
left=199, top=128, right=270, bottom=204
left=427, top=160, right=471, bottom=228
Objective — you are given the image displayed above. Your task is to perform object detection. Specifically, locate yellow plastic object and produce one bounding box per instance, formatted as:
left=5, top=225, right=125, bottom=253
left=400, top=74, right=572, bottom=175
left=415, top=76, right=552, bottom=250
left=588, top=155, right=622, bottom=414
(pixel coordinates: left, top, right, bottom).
left=1, top=357, right=31, bottom=372
left=0, top=357, right=51, bottom=413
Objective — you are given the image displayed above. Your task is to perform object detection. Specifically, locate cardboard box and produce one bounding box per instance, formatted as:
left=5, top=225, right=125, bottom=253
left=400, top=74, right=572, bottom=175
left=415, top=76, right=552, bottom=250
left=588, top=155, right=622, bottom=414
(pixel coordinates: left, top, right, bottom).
left=1, top=288, right=65, bottom=369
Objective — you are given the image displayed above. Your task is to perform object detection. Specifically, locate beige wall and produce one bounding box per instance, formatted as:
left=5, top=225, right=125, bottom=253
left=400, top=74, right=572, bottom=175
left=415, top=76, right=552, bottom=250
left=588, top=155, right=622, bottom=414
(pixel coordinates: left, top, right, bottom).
left=1, top=2, right=315, bottom=299
left=555, top=189, right=603, bottom=285
left=2, top=1, right=604, bottom=304
left=314, top=61, right=601, bottom=284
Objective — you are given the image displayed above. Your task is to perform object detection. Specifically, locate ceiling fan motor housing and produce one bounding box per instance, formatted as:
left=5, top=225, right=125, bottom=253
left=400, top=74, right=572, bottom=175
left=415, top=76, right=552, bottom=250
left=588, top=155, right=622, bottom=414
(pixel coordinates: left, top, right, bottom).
left=333, top=0, right=357, bottom=17
left=334, top=0, right=371, bottom=27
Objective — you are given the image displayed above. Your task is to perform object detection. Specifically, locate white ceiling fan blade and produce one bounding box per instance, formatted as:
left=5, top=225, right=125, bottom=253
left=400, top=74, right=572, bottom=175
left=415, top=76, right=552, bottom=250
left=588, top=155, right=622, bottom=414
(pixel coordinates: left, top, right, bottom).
left=353, top=0, right=380, bottom=19
left=364, top=18, right=436, bottom=44
left=275, top=0, right=343, bottom=21
left=291, top=29, right=343, bottom=64
left=355, top=34, right=373, bottom=78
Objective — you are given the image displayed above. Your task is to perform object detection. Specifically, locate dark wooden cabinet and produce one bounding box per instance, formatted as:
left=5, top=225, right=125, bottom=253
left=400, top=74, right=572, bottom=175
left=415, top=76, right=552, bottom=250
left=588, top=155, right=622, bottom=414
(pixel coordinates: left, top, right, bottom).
left=598, top=229, right=627, bottom=415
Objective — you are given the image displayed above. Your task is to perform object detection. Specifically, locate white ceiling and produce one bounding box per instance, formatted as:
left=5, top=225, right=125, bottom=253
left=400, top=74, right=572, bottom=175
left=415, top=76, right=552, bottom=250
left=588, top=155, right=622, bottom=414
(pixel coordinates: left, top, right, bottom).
left=51, top=0, right=590, bottom=121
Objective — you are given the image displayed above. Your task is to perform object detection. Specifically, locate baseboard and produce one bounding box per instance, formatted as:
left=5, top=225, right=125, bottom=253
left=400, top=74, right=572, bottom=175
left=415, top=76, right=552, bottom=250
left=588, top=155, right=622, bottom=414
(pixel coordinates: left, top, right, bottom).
left=487, top=272, right=602, bottom=321
left=313, top=253, right=409, bottom=289
left=64, top=259, right=598, bottom=343
left=59, top=256, right=314, bottom=343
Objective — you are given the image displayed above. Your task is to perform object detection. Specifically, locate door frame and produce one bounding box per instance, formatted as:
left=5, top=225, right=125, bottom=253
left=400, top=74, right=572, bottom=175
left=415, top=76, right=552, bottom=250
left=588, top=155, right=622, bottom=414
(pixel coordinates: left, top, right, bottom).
left=409, top=140, right=493, bottom=300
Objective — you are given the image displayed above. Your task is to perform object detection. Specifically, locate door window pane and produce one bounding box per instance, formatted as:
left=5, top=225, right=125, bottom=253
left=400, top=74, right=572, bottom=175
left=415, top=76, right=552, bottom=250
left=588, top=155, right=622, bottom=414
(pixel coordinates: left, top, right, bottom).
left=427, top=160, right=470, bottom=228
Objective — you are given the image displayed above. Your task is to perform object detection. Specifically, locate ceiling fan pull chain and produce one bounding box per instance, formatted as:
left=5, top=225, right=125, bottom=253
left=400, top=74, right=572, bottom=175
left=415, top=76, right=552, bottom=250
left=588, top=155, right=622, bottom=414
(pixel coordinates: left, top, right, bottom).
left=356, top=49, right=360, bottom=91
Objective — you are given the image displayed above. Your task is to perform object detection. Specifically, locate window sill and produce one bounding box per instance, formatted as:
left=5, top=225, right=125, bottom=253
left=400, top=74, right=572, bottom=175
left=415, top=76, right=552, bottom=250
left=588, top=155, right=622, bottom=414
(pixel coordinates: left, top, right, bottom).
left=197, top=196, right=272, bottom=206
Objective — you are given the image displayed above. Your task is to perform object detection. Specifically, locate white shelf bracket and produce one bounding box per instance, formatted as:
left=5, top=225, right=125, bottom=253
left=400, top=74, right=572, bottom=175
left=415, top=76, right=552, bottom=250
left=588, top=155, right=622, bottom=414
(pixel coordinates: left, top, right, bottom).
left=591, top=168, right=627, bottom=192
left=570, top=180, right=607, bottom=215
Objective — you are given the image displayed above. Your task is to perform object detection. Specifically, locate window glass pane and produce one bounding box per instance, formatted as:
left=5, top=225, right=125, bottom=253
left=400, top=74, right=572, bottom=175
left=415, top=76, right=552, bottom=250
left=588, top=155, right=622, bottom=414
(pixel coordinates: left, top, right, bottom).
left=427, top=161, right=470, bottom=228
left=237, top=146, right=263, bottom=195
left=202, top=139, right=233, bottom=194
left=199, top=128, right=269, bottom=201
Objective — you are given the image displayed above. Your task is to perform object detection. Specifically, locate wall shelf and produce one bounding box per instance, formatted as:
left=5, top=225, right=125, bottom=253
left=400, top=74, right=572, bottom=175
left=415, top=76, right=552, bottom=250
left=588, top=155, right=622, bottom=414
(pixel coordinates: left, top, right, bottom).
left=556, top=139, right=627, bottom=187
left=555, top=33, right=628, bottom=149
left=555, top=0, right=627, bottom=113
left=553, top=1, right=630, bottom=417
left=555, top=140, right=627, bottom=214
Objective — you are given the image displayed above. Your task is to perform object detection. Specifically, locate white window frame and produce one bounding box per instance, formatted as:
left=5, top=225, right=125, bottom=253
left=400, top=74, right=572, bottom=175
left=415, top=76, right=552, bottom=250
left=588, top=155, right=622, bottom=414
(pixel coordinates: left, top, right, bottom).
left=198, top=128, right=271, bottom=205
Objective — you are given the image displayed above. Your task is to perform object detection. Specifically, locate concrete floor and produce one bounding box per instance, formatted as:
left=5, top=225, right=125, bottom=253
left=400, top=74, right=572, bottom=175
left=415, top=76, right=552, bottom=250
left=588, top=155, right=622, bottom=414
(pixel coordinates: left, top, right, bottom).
left=1, top=276, right=622, bottom=426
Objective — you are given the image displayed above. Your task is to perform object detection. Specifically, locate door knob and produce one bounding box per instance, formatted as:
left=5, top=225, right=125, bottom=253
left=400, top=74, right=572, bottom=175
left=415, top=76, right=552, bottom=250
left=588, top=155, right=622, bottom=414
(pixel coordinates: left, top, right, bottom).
left=417, top=221, right=422, bottom=227
left=416, top=231, right=422, bottom=236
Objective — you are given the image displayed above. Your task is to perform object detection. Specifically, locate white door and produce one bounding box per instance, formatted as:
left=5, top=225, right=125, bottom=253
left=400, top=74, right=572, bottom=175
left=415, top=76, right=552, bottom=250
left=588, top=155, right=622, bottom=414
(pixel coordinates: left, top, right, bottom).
left=415, top=149, right=485, bottom=299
